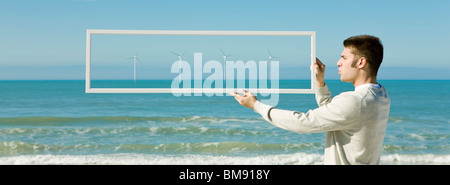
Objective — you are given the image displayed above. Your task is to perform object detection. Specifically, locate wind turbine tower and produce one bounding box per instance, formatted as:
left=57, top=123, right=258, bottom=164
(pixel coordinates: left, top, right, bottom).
left=171, top=51, right=184, bottom=81
left=127, top=52, right=142, bottom=83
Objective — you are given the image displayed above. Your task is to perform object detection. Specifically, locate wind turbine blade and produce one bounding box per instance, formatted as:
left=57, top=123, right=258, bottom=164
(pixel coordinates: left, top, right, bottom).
left=137, top=57, right=143, bottom=64
left=219, top=47, right=226, bottom=56
left=267, top=48, right=272, bottom=56
left=170, top=51, right=180, bottom=56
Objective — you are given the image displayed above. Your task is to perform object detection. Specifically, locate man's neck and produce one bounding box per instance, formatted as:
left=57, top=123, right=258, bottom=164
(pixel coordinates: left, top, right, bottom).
left=353, top=76, right=378, bottom=88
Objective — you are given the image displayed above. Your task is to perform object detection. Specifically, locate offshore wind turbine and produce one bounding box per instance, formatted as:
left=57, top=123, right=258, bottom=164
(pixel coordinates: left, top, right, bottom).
left=219, top=47, right=232, bottom=64
left=127, top=52, right=143, bottom=83
left=267, top=48, right=279, bottom=62
left=171, top=51, right=184, bottom=81
left=266, top=48, right=279, bottom=80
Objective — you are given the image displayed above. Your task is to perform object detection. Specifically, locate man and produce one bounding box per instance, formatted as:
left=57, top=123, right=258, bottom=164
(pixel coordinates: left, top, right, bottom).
left=231, top=35, right=390, bottom=165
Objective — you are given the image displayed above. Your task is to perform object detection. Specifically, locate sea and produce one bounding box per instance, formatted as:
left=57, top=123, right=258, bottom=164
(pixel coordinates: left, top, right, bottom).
left=0, top=80, right=449, bottom=165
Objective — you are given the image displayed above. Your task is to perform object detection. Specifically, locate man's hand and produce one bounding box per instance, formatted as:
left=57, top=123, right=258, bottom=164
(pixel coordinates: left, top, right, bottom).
left=230, top=90, right=258, bottom=109
left=312, top=58, right=326, bottom=88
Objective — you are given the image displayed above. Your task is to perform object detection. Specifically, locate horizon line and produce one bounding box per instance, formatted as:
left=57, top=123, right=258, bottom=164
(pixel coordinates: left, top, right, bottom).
left=1, top=79, right=449, bottom=81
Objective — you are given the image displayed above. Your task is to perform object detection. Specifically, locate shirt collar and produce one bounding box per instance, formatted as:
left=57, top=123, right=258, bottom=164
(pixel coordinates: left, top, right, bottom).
left=355, top=83, right=381, bottom=91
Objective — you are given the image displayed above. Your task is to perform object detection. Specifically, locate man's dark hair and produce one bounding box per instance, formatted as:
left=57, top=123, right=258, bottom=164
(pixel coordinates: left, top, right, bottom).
left=343, top=35, right=384, bottom=76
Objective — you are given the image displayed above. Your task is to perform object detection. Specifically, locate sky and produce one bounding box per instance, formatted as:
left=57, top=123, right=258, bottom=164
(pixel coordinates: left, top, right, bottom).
left=0, top=0, right=449, bottom=80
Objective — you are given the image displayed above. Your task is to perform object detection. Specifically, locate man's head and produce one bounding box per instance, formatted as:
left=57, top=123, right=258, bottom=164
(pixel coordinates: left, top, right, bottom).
left=337, top=35, right=383, bottom=83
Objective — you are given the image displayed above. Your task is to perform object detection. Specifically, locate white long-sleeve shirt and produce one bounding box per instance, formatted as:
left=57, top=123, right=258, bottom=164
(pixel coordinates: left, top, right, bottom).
left=253, top=83, right=390, bottom=164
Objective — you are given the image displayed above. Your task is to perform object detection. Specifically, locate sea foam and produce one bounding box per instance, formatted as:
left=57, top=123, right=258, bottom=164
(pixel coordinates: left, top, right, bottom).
left=1, top=153, right=449, bottom=165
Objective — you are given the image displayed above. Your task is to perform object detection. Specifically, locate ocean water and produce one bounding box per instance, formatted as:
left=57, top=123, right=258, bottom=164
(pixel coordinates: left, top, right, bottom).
left=0, top=80, right=449, bottom=164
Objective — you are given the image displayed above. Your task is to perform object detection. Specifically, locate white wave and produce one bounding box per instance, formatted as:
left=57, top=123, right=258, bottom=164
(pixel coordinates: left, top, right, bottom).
left=380, top=154, right=450, bottom=165
left=0, top=153, right=322, bottom=165
left=1, top=153, right=449, bottom=165
left=407, top=133, right=426, bottom=141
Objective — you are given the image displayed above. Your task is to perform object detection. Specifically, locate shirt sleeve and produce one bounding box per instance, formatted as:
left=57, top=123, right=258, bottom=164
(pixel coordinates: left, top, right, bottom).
left=253, top=85, right=361, bottom=134
left=316, top=84, right=333, bottom=107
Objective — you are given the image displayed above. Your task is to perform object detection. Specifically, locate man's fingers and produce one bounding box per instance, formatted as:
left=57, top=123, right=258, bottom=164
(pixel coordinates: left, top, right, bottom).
left=230, top=92, right=242, bottom=102
left=242, top=90, right=256, bottom=97
left=316, top=58, right=325, bottom=68
left=242, top=90, right=248, bottom=96
left=315, top=57, right=324, bottom=65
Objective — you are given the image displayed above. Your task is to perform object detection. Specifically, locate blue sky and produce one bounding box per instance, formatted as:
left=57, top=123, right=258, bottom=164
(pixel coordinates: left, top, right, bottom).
left=0, top=0, right=449, bottom=80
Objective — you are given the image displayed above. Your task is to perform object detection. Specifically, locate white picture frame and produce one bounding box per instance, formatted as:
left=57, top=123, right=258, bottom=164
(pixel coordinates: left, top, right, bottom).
left=85, top=29, right=316, bottom=94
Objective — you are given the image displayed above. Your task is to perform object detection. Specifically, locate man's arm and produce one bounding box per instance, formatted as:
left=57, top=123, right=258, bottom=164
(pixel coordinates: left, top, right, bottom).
left=231, top=58, right=329, bottom=109
left=316, top=84, right=333, bottom=107
left=312, top=58, right=333, bottom=106
left=253, top=93, right=360, bottom=134
left=231, top=58, right=359, bottom=133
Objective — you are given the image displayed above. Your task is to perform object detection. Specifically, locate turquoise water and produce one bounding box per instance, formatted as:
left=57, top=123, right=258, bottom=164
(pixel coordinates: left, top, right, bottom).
left=0, top=80, right=449, bottom=164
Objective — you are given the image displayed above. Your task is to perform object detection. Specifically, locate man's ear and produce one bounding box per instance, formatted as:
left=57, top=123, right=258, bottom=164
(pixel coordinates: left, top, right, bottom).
left=358, top=57, right=368, bottom=69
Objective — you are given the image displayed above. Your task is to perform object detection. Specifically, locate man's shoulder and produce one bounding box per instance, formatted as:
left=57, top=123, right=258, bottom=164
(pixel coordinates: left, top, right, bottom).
left=336, top=91, right=364, bottom=101
left=327, top=91, right=362, bottom=108
left=331, top=91, right=364, bottom=109
left=341, top=87, right=390, bottom=107
left=320, top=91, right=362, bottom=119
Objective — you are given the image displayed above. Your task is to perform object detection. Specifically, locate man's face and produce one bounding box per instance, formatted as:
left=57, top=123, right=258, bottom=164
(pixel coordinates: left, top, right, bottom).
left=337, top=47, right=360, bottom=83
